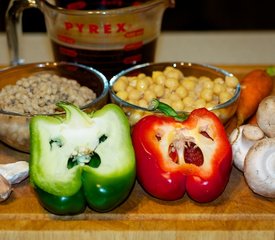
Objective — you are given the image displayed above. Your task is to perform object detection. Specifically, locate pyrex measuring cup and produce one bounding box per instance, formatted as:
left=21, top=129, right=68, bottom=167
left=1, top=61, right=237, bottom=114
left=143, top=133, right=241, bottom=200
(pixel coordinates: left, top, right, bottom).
left=6, top=0, right=175, bottom=79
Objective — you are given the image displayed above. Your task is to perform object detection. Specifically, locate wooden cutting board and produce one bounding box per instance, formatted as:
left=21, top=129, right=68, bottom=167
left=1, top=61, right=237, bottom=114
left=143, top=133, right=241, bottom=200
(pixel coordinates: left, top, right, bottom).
left=0, top=65, right=274, bottom=240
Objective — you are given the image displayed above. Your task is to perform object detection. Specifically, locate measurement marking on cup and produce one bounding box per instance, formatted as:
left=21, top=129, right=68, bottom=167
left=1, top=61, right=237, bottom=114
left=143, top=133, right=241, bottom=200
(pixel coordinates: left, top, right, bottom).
left=58, top=35, right=76, bottom=44
left=124, top=42, right=143, bottom=51
left=124, top=29, right=144, bottom=38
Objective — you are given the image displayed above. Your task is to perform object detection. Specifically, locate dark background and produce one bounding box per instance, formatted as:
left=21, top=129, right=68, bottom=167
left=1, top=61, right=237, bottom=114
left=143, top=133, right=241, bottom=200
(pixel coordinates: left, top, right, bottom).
left=1, top=0, right=275, bottom=32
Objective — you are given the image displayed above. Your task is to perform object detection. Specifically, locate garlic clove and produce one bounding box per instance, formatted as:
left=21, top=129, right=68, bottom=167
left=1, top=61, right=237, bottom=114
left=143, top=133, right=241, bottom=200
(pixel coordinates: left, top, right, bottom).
left=0, top=174, right=12, bottom=202
left=0, top=161, right=29, bottom=185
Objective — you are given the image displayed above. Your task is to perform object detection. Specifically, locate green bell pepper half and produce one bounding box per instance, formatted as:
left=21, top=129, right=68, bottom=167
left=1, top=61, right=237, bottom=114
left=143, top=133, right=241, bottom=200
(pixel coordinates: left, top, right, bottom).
left=29, top=102, right=136, bottom=215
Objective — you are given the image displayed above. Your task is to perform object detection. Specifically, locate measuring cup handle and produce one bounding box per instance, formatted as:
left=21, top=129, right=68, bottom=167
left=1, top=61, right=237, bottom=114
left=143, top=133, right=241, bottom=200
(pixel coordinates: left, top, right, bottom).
left=5, top=0, right=39, bottom=65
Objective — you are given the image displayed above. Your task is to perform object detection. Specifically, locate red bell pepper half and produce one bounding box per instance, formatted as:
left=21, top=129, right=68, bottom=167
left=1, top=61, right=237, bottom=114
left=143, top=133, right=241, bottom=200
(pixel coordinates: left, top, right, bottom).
left=131, top=100, right=232, bottom=203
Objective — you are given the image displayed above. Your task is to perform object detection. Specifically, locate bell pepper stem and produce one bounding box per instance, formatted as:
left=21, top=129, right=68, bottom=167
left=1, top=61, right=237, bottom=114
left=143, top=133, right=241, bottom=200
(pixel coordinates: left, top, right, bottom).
left=149, top=99, right=188, bottom=121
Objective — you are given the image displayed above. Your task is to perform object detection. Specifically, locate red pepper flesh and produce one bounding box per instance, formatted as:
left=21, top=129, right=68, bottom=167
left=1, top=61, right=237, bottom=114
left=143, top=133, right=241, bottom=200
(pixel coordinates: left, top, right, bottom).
left=132, top=108, right=232, bottom=203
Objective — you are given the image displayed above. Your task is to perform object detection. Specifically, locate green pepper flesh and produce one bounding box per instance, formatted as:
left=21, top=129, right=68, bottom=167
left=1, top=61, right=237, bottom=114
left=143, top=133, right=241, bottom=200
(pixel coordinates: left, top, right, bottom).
left=30, top=103, right=136, bottom=214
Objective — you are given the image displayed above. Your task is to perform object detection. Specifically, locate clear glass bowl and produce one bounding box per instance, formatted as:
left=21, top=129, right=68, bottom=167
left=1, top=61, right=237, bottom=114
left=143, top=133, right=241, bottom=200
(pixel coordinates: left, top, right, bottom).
left=0, top=62, right=109, bottom=152
left=109, top=62, right=241, bottom=126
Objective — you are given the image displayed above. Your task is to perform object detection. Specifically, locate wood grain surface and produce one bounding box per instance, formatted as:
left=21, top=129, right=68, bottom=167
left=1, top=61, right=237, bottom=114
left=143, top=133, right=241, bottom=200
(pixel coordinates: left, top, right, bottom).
left=0, top=65, right=274, bottom=240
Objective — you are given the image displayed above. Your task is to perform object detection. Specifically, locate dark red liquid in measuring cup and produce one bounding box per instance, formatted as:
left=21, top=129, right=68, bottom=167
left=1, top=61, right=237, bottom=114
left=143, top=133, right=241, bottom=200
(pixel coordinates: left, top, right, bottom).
left=51, top=0, right=156, bottom=79
left=54, top=0, right=147, bottom=10
left=51, top=39, right=157, bottom=80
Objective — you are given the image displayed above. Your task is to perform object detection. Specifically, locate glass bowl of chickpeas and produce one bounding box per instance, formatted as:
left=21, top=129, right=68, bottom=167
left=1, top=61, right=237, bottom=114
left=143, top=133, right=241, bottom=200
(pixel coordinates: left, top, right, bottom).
left=109, top=62, right=241, bottom=126
left=0, top=62, right=109, bottom=152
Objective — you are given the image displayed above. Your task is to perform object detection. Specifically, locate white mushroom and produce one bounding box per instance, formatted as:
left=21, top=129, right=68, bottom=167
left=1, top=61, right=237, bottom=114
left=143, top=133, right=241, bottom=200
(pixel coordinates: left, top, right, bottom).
left=244, top=138, right=275, bottom=198
left=256, top=95, right=275, bottom=137
left=229, top=124, right=265, bottom=171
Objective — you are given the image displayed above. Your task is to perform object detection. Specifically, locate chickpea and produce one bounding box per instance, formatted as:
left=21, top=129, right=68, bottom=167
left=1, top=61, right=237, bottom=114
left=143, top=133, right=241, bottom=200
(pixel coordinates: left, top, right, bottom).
left=152, top=71, right=163, bottom=81
left=152, top=84, right=165, bottom=98
left=188, top=91, right=197, bottom=100
left=126, top=85, right=134, bottom=93
left=183, top=96, right=194, bottom=107
left=165, top=69, right=181, bottom=79
left=138, top=99, right=148, bottom=108
left=225, top=75, right=239, bottom=88
left=119, top=76, right=128, bottom=82
left=146, top=76, right=154, bottom=86
left=175, top=85, right=188, bottom=98
left=182, top=78, right=196, bottom=90
left=144, top=90, right=156, bottom=102
left=214, top=77, right=225, bottom=84
left=203, top=79, right=214, bottom=89
left=152, top=71, right=162, bottom=79
left=170, top=93, right=181, bottom=102
left=163, top=88, right=172, bottom=99
left=138, top=73, right=146, bottom=79
left=163, top=66, right=175, bottom=75
left=116, top=90, right=128, bottom=101
left=200, top=88, right=213, bottom=102
left=213, top=83, right=225, bottom=95
left=171, top=101, right=184, bottom=111
left=136, top=78, right=149, bottom=91
left=165, top=78, right=179, bottom=90
left=154, top=74, right=166, bottom=86
left=194, top=99, right=206, bottom=108
left=219, top=91, right=232, bottom=103
left=129, top=77, right=137, bottom=87
left=128, top=89, right=142, bottom=101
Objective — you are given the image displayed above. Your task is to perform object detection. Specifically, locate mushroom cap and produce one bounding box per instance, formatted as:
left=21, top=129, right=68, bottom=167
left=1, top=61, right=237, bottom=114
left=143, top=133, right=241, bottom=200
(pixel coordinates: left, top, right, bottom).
left=256, top=96, right=275, bottom=138
left=244, top=138, right=275, bottom=198
left=230, top=124, right=265, bottom=172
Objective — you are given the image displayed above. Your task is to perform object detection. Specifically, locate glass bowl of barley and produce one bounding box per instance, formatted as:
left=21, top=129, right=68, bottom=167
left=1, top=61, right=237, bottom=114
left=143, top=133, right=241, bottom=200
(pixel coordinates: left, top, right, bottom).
left=109, top=62, right=241, bottom=126
left=0, top=62, right=109, bottom=152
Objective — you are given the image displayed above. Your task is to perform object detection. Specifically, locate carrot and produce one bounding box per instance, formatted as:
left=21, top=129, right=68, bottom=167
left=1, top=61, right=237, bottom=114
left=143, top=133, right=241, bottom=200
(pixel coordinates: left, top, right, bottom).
left=226, top=67, right=274, bottom=135
left=236, top=67, right=274, bottom=125
left=225, top=115, right=238, bottom=135
left=247, top=114, right=258, bottom=125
